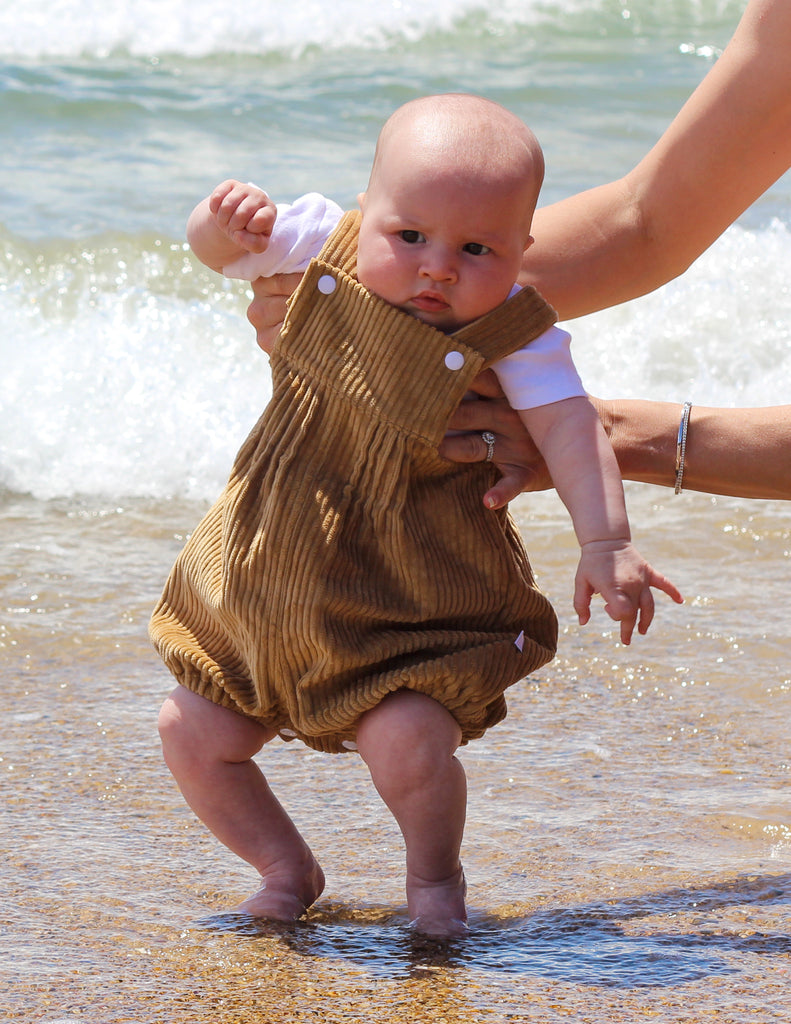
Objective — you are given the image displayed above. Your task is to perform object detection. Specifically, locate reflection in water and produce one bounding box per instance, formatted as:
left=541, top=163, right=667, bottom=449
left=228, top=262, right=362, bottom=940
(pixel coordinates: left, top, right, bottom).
left=196, top=873, right=791, bottom=990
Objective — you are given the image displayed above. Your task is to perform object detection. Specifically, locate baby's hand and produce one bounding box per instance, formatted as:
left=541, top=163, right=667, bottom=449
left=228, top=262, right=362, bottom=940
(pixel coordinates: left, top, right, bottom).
left=574, top=539, right=683, bottom=645
left=208, top=179, right=276, bottom=254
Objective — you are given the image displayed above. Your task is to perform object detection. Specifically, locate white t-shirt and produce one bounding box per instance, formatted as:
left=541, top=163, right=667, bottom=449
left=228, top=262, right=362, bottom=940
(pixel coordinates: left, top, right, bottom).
left=223, top=192, right=586, bottom=410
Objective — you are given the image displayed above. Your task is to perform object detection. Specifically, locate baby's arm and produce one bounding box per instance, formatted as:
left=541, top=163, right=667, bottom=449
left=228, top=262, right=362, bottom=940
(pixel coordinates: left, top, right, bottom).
left=186, top=179, right=277, bottom=274
left=520, top=396, right=682, bottom=643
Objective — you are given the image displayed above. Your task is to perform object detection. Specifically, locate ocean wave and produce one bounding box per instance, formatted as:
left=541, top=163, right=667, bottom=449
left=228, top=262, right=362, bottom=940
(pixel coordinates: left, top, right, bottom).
left=0, top=0, right=745, bottom=60
left=2, top=215, right=788, bottom=502
left=1, top=231, right=272, bottom=501
left=570, top=218, right=791, bottom=407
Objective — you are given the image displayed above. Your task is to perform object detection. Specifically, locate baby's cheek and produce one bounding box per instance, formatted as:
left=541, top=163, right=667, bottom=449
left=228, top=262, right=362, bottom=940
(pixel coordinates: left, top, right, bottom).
left=357, top=250, right=403, bottom=307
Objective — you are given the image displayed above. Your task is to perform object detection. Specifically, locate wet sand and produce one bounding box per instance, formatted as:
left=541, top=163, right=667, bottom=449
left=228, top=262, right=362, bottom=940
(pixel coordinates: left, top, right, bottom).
left=1, top=487, right=790, bottom=1022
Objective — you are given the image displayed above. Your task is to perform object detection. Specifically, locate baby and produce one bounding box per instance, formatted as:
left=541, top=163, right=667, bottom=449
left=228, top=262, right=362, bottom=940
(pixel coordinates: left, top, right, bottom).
left=152, top=94, right=681, bottom=937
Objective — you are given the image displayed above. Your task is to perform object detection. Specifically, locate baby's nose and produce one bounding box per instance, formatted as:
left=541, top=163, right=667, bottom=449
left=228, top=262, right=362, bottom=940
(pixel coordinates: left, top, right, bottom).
left=420, top=248, right=457, bottom=282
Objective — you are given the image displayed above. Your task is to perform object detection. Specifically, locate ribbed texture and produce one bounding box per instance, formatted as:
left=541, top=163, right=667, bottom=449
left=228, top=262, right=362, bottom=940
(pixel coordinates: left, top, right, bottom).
left=150, top=211, right=559, bottom=752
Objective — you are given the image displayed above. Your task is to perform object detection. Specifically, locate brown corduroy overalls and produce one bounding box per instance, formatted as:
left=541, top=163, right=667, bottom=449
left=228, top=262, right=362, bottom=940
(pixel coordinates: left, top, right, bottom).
left=149, top=212, right=559, bottom=753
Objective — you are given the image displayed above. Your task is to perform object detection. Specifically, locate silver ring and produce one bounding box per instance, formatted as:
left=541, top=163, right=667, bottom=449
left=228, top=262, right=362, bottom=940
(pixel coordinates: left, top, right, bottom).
left=481, top=430, right=496, bottom=462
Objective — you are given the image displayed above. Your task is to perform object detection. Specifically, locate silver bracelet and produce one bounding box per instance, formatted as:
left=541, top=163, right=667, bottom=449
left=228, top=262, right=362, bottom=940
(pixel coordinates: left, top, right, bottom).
left=674, top=401, right=692, bottom=494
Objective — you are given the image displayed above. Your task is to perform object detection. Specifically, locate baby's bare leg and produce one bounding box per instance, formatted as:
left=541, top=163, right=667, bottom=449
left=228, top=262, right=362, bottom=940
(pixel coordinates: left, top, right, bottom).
left=158, top=686, right=324, bottom=920
left=356, top=689, right=468, bottom=937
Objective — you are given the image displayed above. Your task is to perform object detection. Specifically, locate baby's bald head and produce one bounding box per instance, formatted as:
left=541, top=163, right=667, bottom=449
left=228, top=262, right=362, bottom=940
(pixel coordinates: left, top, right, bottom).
left=367, top=94, right=544, bottom=234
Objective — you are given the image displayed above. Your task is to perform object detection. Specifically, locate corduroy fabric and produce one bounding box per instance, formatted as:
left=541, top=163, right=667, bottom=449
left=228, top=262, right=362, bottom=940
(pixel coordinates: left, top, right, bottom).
left=150, top=211, right=559, bottom=752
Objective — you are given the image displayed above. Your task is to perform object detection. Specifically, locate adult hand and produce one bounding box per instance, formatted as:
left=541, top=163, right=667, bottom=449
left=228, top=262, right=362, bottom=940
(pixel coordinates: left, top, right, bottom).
left=247, top=272, right=303, bottom=353
left=438, top=369, right=553, bottom=509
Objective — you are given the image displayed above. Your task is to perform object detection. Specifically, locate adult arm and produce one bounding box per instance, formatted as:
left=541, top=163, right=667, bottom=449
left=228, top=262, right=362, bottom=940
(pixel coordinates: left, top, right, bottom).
left=523, top=0, right=791, bottom=319
left=597, top=399, right=791, bottom=501
left=443, top=388, right=791, bottom=503
left=248, top=1, right=791, bottom=338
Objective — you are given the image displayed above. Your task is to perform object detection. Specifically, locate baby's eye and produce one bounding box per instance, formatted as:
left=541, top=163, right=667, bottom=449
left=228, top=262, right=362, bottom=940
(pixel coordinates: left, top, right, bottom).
left=399, top=229, right=425, bottom=244
left=463, top=242, right=491, bottom=256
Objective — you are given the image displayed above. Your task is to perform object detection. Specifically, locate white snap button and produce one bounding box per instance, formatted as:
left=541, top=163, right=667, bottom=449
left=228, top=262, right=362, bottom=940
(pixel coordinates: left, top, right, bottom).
left=280, top=728, right=297, bottom=738
left=444, top=350, right=464, bottom=371
left=317, top=274, right=337, bottom=295
left=341, top=739, right=358, bottom=751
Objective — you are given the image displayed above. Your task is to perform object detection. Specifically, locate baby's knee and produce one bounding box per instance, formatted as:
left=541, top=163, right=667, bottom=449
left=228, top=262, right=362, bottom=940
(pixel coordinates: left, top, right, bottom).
left=357, top=690, right=461, bottom=777
left=157, top=689, right=198, bottom=770
left=157, top=686, right=271, bottom=771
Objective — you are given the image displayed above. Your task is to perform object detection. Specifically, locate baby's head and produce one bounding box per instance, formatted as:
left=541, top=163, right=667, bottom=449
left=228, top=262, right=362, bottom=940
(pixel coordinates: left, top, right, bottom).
left=356, top=93, right=544, bottom=332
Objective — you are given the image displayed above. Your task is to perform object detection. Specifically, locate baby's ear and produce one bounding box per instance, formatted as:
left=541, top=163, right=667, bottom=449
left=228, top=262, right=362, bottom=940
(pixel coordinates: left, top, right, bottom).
left=357, top=191, right=367, bottom=211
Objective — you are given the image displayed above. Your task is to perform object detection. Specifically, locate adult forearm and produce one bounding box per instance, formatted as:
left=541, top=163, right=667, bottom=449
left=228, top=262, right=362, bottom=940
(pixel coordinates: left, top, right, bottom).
left=596, top=399, right=791, bottom=500
left=521, top=181, right=655, bottom=320
left=523, top=0, right=791, bottom=321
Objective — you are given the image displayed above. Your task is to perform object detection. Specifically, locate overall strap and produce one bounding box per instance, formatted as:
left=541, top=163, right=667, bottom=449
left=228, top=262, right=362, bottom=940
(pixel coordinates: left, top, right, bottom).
left=317, top=209, right=361, bottom=277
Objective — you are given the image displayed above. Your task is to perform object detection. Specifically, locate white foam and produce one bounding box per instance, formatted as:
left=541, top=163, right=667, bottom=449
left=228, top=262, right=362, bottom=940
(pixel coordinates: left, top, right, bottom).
left=2, top=220, right=789, bottom=502
left=0, top=0, right=608, bottom=59
left=1, top=238, right=271, bottom=501
left=568, top=219, right=791, bottom=406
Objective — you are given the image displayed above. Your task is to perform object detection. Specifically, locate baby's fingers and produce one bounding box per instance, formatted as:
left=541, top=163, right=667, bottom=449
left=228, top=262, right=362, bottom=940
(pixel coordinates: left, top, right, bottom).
left=649, top=569, right=684, bottom=606
left=619, top=612, right=637, bottom=646
left=210, top=182, right=273, bottom=238
left=245, top=204, right=277, bottom=236
left=209, top=180, right=250, bottom=227
left=636, top=587, right=656, bottom=636
left=600, top=589, right=640, bottom=645
left=573, top=574, right=593, bottom=627
left=208, top=179, right=238, bottom=215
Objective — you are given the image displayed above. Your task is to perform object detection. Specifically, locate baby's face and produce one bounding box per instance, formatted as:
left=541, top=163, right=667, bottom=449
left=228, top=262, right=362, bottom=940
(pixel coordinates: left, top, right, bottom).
left=356, top=148, right=534, bottom=333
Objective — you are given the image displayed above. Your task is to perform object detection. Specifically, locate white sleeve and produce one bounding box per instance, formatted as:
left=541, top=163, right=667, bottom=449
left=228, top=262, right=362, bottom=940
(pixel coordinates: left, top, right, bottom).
left=222, top=192, right=344, bottom=280
left=493, top=326, right=586, bottom=410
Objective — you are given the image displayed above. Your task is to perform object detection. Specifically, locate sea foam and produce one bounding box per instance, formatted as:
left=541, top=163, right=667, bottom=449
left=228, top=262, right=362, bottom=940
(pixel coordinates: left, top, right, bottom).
left=2, top=218, right=789, bottom=502
left=0, top=0, right=742, bottom=59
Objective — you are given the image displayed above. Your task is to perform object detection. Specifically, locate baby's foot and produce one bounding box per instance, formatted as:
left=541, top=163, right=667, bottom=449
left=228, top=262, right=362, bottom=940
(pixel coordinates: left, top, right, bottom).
left=236, top=857, right=325, bottom=922
left=407, top=865, right=468, bottom=938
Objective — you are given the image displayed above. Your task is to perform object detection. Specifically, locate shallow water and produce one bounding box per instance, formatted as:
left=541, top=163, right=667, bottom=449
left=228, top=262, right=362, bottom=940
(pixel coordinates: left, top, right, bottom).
left=2, top=487, right=790, bottom=1022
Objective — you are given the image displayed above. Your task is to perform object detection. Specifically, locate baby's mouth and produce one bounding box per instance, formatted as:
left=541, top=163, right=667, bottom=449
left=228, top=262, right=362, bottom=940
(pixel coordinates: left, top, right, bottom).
left=411, top=291, right=450, bottom=313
